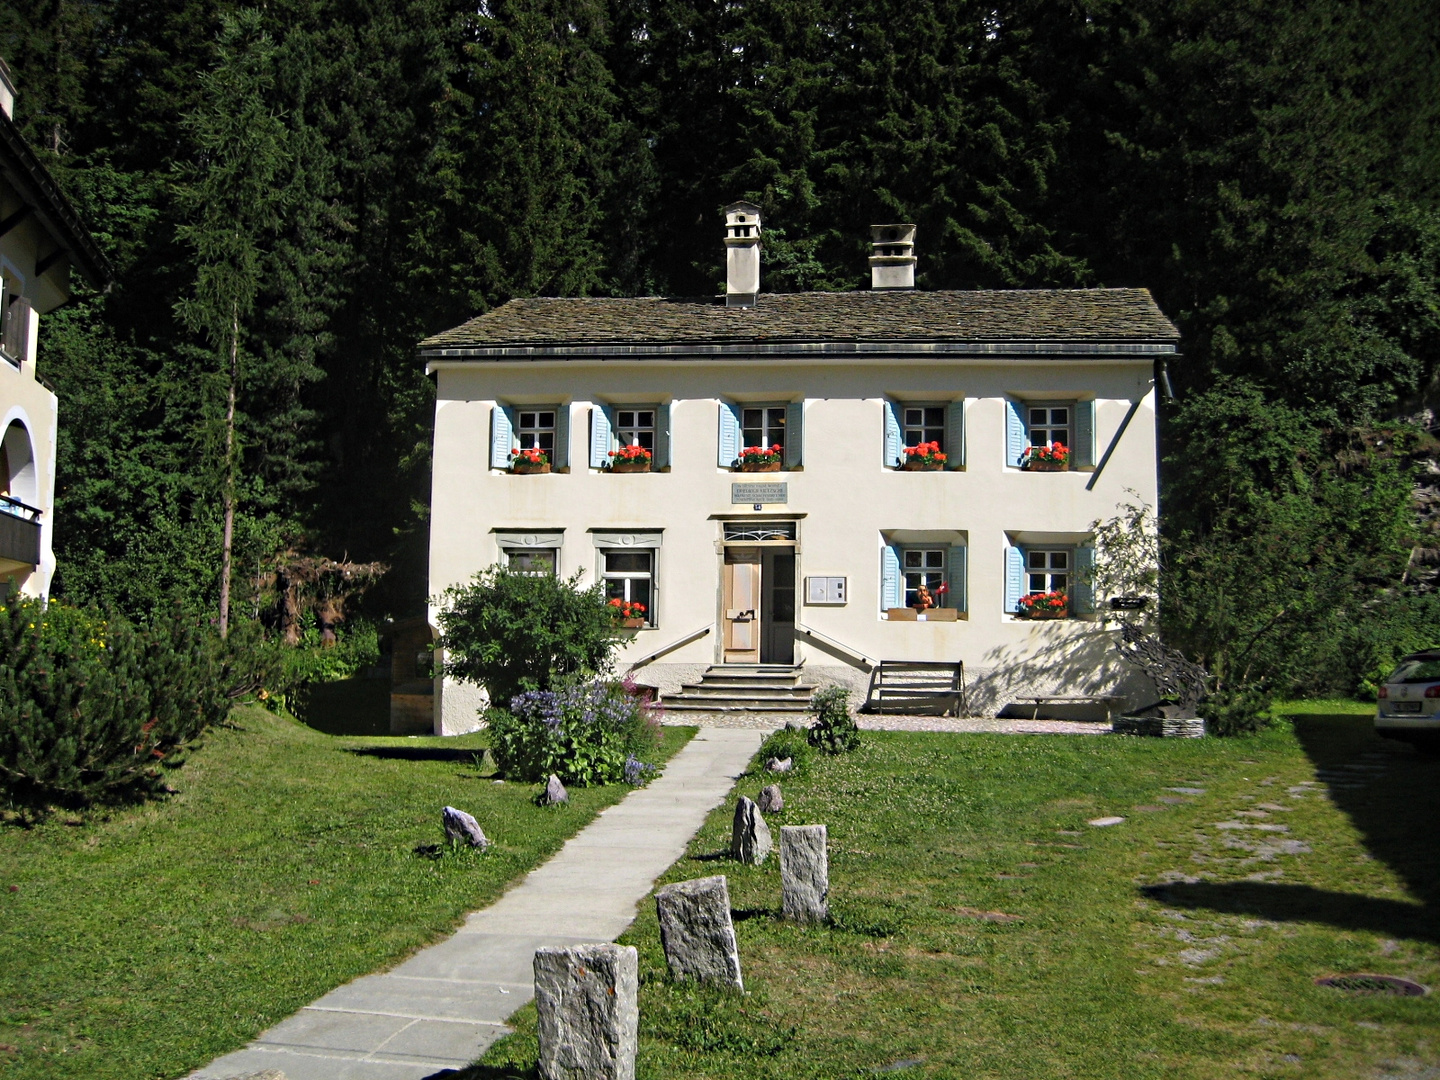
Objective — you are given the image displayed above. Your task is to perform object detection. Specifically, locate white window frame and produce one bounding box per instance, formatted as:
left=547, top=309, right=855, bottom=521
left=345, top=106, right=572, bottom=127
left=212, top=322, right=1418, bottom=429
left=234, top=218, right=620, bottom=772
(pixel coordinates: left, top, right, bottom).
left=506, top=549, right=558, bottom=576
left=601, top=549, right=655, bottom=626
left=901, top=546, right=948, bottom=608
left=740, top=404, right=787, bottom=450
left=1025, top=547, right=1071, bottom=595
left=900, top=404, right=947, bottom=453
left=517, top=407, right=558, bottom=452
left=614, top=406, right=656, bottom=451
left=1026, top=402, right=1072, bottom=453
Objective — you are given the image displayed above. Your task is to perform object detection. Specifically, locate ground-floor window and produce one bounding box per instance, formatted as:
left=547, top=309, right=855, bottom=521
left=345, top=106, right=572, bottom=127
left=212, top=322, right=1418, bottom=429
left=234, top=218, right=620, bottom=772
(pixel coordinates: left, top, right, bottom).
left=603, top=550, right=654, bottom=623
left=507, top=549, right=557, bottom=576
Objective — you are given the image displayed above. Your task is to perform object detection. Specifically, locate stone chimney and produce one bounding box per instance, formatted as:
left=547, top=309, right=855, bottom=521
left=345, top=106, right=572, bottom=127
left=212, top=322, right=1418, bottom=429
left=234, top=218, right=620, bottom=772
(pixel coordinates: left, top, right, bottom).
left=0, top=58, right=15, bottom=121
left=723, top=201, right=762, bottom=308
left=869, top=224, right=916, bottom=290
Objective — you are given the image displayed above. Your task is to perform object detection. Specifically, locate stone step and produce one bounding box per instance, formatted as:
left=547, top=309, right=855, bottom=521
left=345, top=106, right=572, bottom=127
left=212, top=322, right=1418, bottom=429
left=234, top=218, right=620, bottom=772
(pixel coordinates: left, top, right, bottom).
left=662, top=699, right=814, bottom=713
left=698, top=673, right=804, bottom=686
left=680, top=684, right=815, bottom=699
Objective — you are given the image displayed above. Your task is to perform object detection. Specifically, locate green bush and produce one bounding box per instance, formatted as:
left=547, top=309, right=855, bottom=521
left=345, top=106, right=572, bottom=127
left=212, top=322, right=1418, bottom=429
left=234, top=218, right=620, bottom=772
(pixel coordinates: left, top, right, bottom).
left=0, top=599, right=228, bottom=816
left=436, top=565, right=619, bottom=709
left=486, top=679, right=660, bottom=786
left=806, top=685, right=860, bottom=753
left=1199, top=685, right=1274, bottom=736
left=756, top=726, right=811, bottom=774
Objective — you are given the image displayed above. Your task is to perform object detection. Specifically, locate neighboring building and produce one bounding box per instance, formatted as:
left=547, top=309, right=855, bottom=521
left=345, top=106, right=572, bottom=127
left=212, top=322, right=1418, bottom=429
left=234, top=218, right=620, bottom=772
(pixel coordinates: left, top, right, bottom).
left=421, top=204, right=1179, bottom=734
left=0, top=58, right=112, bottom=599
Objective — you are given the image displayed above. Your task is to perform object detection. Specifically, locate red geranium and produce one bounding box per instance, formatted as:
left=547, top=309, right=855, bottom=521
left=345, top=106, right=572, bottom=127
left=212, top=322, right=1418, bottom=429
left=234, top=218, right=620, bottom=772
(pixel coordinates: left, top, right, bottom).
left=509, top=446, right=550, bottom=468
left=1016, top=590, right=1068, bottom=616
left=607, top=444, right=653, bottom=463
left=1021, top=441, right=1069, bottom=466
left=735, top=445, right=782, bottom=467
left=901, top=440, right=947, bottom=466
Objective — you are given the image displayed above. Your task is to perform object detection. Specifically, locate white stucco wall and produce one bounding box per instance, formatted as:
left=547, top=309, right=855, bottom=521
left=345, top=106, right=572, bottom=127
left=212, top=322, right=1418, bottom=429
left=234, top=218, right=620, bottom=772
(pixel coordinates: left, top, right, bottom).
left=427, top=356, right=1161, bottom=730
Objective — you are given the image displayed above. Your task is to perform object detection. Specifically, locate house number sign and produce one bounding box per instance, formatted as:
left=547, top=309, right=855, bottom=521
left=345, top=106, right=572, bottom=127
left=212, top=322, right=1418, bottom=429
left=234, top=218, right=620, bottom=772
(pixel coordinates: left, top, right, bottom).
left=731, top=482, right=788, bottom=505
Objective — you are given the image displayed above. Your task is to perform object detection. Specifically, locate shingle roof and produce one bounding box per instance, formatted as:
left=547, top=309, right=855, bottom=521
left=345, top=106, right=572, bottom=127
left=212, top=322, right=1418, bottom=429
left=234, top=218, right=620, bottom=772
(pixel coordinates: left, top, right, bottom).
left=419, top=289, right=1178, bottom=354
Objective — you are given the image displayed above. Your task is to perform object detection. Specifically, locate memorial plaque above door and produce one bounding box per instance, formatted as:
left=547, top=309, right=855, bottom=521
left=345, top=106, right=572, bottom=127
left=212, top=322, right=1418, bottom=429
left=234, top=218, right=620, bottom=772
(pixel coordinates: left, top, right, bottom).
left=732, top=482, right=787, bottom=504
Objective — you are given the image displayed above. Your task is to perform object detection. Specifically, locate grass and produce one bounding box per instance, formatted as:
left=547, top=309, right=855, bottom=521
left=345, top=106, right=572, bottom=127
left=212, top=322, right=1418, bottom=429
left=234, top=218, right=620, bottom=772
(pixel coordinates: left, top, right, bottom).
left=476, top=708, right=1438, bottom=1079
left=0, top=705, right=694, bottom=1080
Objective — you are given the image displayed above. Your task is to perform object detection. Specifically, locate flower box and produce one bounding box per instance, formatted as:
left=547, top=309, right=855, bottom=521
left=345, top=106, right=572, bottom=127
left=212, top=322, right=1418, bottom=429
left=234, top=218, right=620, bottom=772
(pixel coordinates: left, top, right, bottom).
left=1017, top=590, right=1068, bottom=619
left=1018, top=608, right=1068, bottom=619
left=511, top=462, right=551, bottom=475
left=609, top=460, right=651, bottom=473
left=1020, top=441, right=1070, bottom=471
left=900, top=441, right=947, bottom=470
left=618, top=617, right=646, bottom=628
left=885, top=607, right=918, bottom=621
left=740, top=461, right=783, bottom=472
left=901, top=460, right=944, bottom=472
left=920, top=608, right=959, bottom=621
left=1023, top=460, right=1068, bottom=472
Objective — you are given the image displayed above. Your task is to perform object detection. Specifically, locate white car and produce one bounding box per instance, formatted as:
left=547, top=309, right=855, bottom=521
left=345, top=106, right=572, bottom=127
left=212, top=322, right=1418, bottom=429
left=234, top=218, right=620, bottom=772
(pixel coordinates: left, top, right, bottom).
left=1376, top=651, right=1440, bottom=753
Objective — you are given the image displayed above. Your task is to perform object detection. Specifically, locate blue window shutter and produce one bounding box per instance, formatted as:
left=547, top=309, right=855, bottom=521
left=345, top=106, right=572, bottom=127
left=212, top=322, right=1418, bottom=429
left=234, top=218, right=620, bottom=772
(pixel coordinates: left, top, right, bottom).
left=653, top=403, right=672, bottom=469
left=490, top=404, right=516, bottom=468
left=946, top=400, right=966, bottom=469
left=717, top=400, right=741, bottom=467
left=1073, top=545, right=1096, bottom=613
left=1005, top=399, right=1027, bottom=467
left=1004, top=545, right=1025, bottom=613
left=552, top=404, right=570, bottom=469
left=1073, top=399, right=1096, bottom=467
left=883, top=400, right=902, bottom=467
left=947, top=545, right=967, bottom=612
left=785, top=401, right=804, bottom=468
left=589, top=404, right=615, bottom=469
left=881, top=543, right=901, bottom=610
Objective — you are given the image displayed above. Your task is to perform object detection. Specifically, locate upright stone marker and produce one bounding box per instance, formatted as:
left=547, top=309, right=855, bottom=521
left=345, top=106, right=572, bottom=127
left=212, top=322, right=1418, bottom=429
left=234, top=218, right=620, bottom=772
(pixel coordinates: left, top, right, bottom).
left=534, top=943, right=638, bottom=1080
left=654, top=875, right=743, bottom=990
left=730, top=796, right=773, bottom=865
left=542, top=774, right=569, bottom=805
left=780, top=824, right=829, bottom=923
left=757, top=784, right=784, bottom=813
left=441, top=806, right=489, bottom=849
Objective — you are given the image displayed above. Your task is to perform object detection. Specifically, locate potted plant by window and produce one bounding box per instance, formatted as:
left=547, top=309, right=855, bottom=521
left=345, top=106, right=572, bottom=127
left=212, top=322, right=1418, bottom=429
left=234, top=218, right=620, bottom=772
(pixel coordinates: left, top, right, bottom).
left=607, top=445, right=652, bottom=473
left=509, top=447, right=550, bottom=474
left=1016, top=590, right=1068, bottom=618
left=735, top=445, right=783, bottom=472
left=608, top=597, right=647, bottom=628
left=1021, top=442, right=1069, bottom=471
left=900, top=441, right=947, bottom=471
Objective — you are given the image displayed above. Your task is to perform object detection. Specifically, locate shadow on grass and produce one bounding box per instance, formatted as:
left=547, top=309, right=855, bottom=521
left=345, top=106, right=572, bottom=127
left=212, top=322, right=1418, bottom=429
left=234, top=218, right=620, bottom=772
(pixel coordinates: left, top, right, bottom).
left=346, top=746, right=481, bottom=763
left=293, top=676, right=393, bottom=736
left=1142, top=713, right=1439, bottom=943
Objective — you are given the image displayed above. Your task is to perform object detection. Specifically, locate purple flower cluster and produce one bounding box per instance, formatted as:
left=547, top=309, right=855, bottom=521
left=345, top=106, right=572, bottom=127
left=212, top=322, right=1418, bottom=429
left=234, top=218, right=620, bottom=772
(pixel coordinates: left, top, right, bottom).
left=509, top=681, right=640, bottom=734
left=624, top=754, right=655, bottom=786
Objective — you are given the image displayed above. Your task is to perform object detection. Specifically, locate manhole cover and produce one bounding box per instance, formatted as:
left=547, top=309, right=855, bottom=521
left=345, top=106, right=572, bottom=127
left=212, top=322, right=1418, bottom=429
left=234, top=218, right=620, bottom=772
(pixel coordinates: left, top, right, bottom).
left=1315, top=974, right=1429, bottom=996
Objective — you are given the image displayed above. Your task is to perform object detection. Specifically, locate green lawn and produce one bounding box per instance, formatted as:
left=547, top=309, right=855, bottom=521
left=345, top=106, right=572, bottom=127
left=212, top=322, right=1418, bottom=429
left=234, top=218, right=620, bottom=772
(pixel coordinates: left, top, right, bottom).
left=0, top=705, right=694, bottom=1080
left=478, top=709, right=1438, bottom=1079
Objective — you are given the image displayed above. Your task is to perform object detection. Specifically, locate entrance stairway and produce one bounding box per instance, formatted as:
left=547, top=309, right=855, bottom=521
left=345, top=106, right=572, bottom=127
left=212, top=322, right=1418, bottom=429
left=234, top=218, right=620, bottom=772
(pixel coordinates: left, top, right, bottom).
left=661, top=664, right=816, bottom=716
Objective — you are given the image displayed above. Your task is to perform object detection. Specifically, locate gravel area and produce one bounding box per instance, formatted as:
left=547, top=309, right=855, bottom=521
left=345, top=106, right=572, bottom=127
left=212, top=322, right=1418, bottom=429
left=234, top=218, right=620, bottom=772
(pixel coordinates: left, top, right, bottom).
left=661, top=711, right=1111, bottom=735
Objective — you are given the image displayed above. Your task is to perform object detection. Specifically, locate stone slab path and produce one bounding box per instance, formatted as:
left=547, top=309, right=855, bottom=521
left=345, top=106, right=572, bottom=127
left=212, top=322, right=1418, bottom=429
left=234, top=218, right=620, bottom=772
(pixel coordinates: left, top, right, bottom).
left=191, top=727, right=764, bottom=1080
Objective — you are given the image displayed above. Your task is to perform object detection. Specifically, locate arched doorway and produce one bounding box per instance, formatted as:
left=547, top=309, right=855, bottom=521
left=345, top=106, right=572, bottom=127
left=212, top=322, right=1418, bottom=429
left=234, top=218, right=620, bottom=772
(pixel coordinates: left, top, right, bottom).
left=1, top=419, right=38, bottom=510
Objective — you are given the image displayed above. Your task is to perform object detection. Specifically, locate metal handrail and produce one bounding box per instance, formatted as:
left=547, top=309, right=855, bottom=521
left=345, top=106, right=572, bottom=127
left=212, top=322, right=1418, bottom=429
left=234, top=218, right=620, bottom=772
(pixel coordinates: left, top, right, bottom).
left=793, top=622, right=877, bottom=672
left=0, top=494, right=41, bottom=521
left=626, top=624, right=711, bottom=670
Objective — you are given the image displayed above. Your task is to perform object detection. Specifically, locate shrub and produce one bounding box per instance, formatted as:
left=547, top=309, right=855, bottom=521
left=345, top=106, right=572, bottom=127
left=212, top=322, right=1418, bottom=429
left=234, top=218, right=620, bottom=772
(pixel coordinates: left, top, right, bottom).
left=756, top=726, right=811, bottom=774
left=486, top=679, right=660, bottom=785
left=436, top=565, right=619, bottom=708
left=807, top=686, right=860, bottom=754
left=1199, top=685, right=1274, bottom=736
left=0, top=599, right=228, bottom=816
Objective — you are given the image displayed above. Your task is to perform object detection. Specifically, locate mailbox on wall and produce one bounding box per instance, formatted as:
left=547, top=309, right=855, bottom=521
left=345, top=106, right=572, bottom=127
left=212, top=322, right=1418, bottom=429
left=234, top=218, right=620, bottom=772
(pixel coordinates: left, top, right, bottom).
left=805, top=576, right=847, bottom=605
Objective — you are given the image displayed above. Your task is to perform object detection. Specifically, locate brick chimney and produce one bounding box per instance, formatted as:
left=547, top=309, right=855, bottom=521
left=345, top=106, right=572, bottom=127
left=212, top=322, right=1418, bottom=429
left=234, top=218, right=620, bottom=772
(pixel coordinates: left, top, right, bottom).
left=870, top=224, right=916, bottom=290
left=724, top=201, right=761, bottom=308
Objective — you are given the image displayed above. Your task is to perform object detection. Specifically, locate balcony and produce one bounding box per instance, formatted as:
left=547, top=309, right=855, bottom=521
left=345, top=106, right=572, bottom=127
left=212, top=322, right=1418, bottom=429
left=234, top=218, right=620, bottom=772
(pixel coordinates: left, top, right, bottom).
left=0, top=495, right=41, bottom=567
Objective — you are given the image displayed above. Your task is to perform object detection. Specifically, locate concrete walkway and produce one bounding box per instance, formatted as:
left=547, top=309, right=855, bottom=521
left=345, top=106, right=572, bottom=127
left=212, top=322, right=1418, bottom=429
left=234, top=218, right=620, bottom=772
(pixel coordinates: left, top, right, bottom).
left=192, top=727, right=764, bottom=1080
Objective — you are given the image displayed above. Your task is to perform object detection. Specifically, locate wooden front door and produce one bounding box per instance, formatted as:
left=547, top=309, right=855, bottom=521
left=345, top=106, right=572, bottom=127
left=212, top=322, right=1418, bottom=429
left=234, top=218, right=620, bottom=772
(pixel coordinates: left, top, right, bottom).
left=723, top=547, right=762, bottom=664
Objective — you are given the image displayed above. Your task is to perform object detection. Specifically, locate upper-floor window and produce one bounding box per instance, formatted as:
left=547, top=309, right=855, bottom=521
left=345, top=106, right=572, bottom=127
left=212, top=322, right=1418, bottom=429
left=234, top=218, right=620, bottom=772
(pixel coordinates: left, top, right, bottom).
left=742, top=406, right=787, bottom=450
left=1026, top=548, right=1069, bottom=593
left=616, top=408, right=655, bottom=451
left=902, top=406, right=946, bottom=451
left=517, top=409, right=557, bottom=452
left=1027, top=405, right=1070, bottom=451
left=903, top=548, right=947, bottom=607
left=884, top=400, right=965, bottom=469
left=1006, top=399, right=1095, bottom=468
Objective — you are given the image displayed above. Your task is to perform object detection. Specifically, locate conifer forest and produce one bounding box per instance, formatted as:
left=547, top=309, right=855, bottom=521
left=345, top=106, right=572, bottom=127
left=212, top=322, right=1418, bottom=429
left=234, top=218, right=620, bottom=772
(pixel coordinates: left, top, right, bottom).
left=2, top=0, right=1438, bottom=706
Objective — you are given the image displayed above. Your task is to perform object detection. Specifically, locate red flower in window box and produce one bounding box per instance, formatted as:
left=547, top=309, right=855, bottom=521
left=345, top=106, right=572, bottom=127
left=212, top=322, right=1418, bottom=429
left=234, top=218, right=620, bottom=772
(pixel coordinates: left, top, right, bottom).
left=509, top=447, right=551, bottom=473
left=606, top=445, right=653, bottom=473
left=1016, top=590, right=1069, bottom=618
left=900, top=441, right=947, bottom=470
left=1021, top=442, right=1069, bottom=471
left=735, top=445, right=783, bottom=471
left=608, top=597, right=648, bottom=627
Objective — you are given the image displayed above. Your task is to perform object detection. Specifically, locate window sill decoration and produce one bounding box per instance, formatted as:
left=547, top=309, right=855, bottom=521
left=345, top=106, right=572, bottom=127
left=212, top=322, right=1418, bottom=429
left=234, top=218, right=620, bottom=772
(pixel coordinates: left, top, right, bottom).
left=1016, top=591, right=1068, bottom=619
left=606, top=446, right=652, bottom=473
left=899, top=441, right=947, bottom=471
left=608, top=598, right=647, bottom=629
left=735, top=445, right=783, bottom=472
left=509, top=447, right=551, bottom=474
left=1021, top=442, right=1069, bottom=471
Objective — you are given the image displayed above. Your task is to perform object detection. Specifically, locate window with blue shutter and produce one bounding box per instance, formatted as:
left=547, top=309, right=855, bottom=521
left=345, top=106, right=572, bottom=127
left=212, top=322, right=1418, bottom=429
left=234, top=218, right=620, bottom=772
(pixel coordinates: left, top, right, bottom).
left=551, top=405, right=570, bottom=470
left=881, top=543, right=902, bottom=611
left=883, top=400, right=902, bottom=467
left=1005, top=400, right=1027, bottom=467
left=653, top=403, right=672, bottom=469
left=946, top=400, right=966, bottom=469
left=1073, top=400, right=1096, bottom=468
left=717, top=400, right=741, bottom=467
left=947, top=545, right=967, bottom=612
left=784, top=401, right=804, bottom=468
left=1072, top=546, right=1096, bottom=613
left=490, top=404, right=516, bottom=468
left=1004, top=545, right=1025, bottom=613
left=589, top=404, right=615, bottom=468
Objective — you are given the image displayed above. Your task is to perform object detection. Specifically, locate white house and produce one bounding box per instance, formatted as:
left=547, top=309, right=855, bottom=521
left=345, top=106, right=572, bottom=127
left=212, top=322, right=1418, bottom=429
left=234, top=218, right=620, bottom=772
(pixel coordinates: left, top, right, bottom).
left=0, top=58, right=112, bottom=600
left=421, top=204, right=1178, bottom=734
